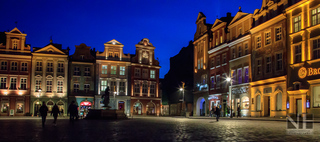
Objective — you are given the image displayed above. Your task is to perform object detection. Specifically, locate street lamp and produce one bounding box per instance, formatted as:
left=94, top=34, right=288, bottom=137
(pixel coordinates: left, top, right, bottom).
left=226, top=77, right=233, bottom=118
left=113, top=86, right=116, bottom=109
left=180, top=82, right=187, bottom=117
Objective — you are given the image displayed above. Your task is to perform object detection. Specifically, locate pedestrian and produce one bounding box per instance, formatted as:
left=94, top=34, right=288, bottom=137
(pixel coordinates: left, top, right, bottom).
left=68, top=101, right=78, bottom=122
left=237, top=105, right=241, bottom=118
left=215, top=106, right=220, bottom=121
left=51, top=103, right=60, bottom=126
left=61, top=108, right=64, bottom=117
left=39, top=101, right=48, bottom=127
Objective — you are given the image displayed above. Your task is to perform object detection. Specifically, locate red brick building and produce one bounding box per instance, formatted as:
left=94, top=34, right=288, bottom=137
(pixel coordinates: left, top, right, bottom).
left=130, top=38, right=161, bottom=116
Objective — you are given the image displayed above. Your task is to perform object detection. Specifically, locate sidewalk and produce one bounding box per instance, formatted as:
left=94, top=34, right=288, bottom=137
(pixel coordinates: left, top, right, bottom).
left=0, top=116, right=69, bottom=120
left=189, top=116, right=320, bottom=123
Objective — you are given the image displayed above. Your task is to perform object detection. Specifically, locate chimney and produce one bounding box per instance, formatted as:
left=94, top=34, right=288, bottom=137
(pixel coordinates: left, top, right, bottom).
left=227, top=12, right=231, bottom=18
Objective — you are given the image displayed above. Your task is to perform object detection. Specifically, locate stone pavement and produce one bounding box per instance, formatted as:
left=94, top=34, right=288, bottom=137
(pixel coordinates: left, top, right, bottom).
left=189, top=116, right=320, bottom=123
left=0, top=116, right=319, bottom=142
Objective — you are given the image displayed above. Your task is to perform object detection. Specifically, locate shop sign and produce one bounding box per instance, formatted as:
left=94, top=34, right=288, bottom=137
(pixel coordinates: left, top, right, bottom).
left=298, top=67, right=320, bottom=79
left=80, top=101, right=92, bottom=106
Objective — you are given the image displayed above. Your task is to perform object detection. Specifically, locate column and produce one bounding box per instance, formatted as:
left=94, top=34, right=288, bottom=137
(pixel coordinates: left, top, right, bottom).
left=302, top=94, right=306, bottom=117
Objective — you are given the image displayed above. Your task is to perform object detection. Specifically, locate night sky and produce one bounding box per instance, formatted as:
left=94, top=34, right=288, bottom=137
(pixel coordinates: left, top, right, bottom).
left=0, top=0, right=261, bottom=78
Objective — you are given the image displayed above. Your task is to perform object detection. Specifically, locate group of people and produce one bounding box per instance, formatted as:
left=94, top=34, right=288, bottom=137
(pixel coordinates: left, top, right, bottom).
left=39, top=101, right=79, bottom=127
left=210, top=106, right=221, bottom=121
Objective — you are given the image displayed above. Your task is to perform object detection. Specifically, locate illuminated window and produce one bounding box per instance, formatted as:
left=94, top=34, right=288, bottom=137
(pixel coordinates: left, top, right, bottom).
left=11, top=62, right=17, bottom=71
left=201, top=58, right=203, bottom=68
left=238, top=69, right=242, bottom=84
left=111, top=66, right=116, bottom=75
left=119, top=82, right=125, bottom=92
left=294, top=15, right=301, bottom=33
left=197, top=59, right=200, bottom=69
left=216, top=56, right=220, bottom=66
left=134, top=83, right=140, bottom=93
left=0, top=77, right=7, bottom=89
left=16, top=103, right=23, bottom=113
left=150, top=84, right=155, bottom=94
left=215, top=38, right=218, bottom=46
left=211, top=58, right=215, bottom=67
left=10, top=78, right=17, bottom=89
left=275, top=27, right=282, bottom=41
left=57, top=63, right=64, bottom=73
left=265, top=32, right=271, bottom=45
left=46, top=80, right=52, bottom=92
left=110, top=81, right=116, bottom=92
left=47, top=62, right=53, bottom=72
left=120, top=66, right=125, bottom=75
left=238, top=46, right=242, bottom=57
left=295, top=44, right=302, bottom=63
left=210, top=76, right=215, bottom=89
left=1, top=61, right=7, bottom=70
left=220, top=36, right=223, bottom=44
left=84, top=67, right=90, bottom=76
left=142, top=69, right=148, bottom=79
left=150, top=70, right=155, bottom=79
left=74, top=67, right=80, bottom=76
left=36, top=61, right=42, bottom=71
left=142, top=83, right=148, bottom=94
left=276, top=92, right=282, bottom=110
left=276, top=53, right=283, bottom=71
left=312, top=7, right=320, bottom=26
left=256, top=36, right=261, bottom=49
left=242, top=97, right=249, bottom=109
left=57, top=81, right=63, bottom=93
left=35, top=80, right=41, bottom=92
left=256, top=95, right=261, bottom=111
left=313, top=39, right=320, bottom=59
left=266, top=56, right=271, bottom=73
left=84, top=84, right=90, bottom=93
left=134, top=68, right=141, bottom=78
left=257, top=59, right=262, bottom=75
left=100, top=81, right=107, bottom=92
left=20, top=78, right=27, bottom=90
left=74, top=83, right=79, bottom=92
left=102, top=65, right=108, bottom=74
left=244, top=43, right=248, bottom=55
left=244, top=67, right=249, bottom=83
left=222, top=53, right=226, bottom=64
left=232, top=70, right=236, bottom=84
left=216, top=75, right=220, bottom=89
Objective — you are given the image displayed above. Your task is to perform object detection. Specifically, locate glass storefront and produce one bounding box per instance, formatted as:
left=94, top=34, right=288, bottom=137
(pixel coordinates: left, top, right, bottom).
left=16, top=103, right=24, bottom=113
left=2, top=103, right=9, bottom=113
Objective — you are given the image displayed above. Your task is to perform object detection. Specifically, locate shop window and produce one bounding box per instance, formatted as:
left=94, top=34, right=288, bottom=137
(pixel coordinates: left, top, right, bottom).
left=312, top=7, right=320, bottom=26
left=1, top=61, right=7, bottom=70
left=256, top=95, right=261, bottom=111
left=16, top=103, right=23, bottom=113
left=294, top=15, right=301, bottom=33
left=242, top=97, right=249, bottom=109
left=313, top=39, right=320, bottom=59
left=313, top=86, right=320, bottom=107
left=102, top=65, right=108, bottom=74
left=276, top=92, right=282, bottom=110
left=1, top=103, right=9, bottom=113
left=47, top=101, right=54, bottom=112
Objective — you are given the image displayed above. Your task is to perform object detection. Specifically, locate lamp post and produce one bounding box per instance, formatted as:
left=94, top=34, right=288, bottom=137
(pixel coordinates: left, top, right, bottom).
left=114, top=86, right=116, bottom=109
left=226, top=77, right=233, bottom=118
left=180, top=82, right=187, bottom=117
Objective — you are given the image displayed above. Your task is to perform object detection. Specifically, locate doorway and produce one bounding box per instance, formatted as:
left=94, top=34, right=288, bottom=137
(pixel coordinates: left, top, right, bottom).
left=264, top=96, right=270, bottom=116
left=118, top=101, right=125, bottom=111
left=296, top=99, right=302, bottom=116
left=201, top=101, right=206, bottom=116
left=133, top=102, right=142, bottom=115
left=34, top=104, right=41, bottom=116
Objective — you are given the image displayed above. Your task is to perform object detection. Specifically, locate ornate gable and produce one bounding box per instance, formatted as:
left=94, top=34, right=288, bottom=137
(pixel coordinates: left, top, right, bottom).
left=34, top=44, right=66, bottom=55
left=228, top=12, right=249, bottom=26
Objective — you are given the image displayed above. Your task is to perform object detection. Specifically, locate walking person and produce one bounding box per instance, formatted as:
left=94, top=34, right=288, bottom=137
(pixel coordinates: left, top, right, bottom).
left=61, top=108, right=64, bottom=117
left=68, top=101, right=78, bottom=123
left=51, top=104, right=60, bottom=126
left=237, top=105, right=241, bottom=118
left=215, top=106, right=221, bottom=121
left=39, top=101, right=48, bottom=127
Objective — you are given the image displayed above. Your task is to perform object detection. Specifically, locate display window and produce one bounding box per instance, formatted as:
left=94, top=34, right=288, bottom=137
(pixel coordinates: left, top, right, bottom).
left=1, top=103, right=9, bottom=113
left=16, top=103, right=23, bottom=113
left=242, top=97, right=249, bottom=109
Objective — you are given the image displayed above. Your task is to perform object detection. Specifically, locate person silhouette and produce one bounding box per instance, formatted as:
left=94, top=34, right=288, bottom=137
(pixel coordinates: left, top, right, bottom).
left=101, top=87, right=110, bottom=107
left=39, top=101, right=48, bottom=127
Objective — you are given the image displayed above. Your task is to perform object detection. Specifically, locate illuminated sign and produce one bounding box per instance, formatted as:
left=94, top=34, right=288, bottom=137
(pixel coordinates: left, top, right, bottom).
left=298, top=67, right=320, bottom=79
left=80, top=101, right=92, bottom=106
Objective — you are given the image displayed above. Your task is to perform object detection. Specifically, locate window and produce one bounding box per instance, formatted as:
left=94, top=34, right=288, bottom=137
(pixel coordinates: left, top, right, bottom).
left=134, top=68, right=141, bottom=78
left=74, top=83, right=79, bottom=92
left=150, top=70, right=155, bottom=79
left=11, top=62, right=17, bottom=71
left=16, top=103, right=23, bottom=113
left=142, top=83, right=148, bottom=94
left=102, top=65, right=108, bottom=74
left=239, top=28, right=242, bottom=35
left=57, top=63, right=64, bottom=73
left=10, top=78, right=17, bottom=89
left=101, top=81, right=107, bottom=92
left=222, top=53, right=226, bottom=64
left=238, top=46, right=242, bottom=57
left=0, top=77, right=6, bottom=89
left=265, top=32, right=271, bottom=45
left=294, top=15, right=301, bottom=33
left=313, top=39, right=320, bottom=59
left=220, top=35, right=223, bottom=43
left=119, top=82, right=125, bottom=92
left=215, top=38, right=219, bottom=46
left=242, top=97, right=249, bottom=109
left=36, top=62, right=42, bottom=71
left=150, top=84, right=155, bottom=94
left=295, top=44, right=302, bottom=63
left=114, top=53, right=119, bottom=58
left=238, top=69, right=242, bottom=84
left=256, top=36, right=261, bottom=49
left=232, top=48, right=236, bottom=59
left=47, top=62, right=53, bottom=72
left=276, top=53, right=283, bottom=71
left=266, top=56, right=272, bottom=73
left=109, top=53, right=113, bottom=57
left=276, top=92, right=282, bottom=110
left=256, top=95, right=261, bottom=111
left=21, top=63, right=27, bottom=71
left=232, top=70, right=236, bottom=84
left=35, top=80, right=41, bottom=92
left=275, top=27, right=282, bottom=41
left=142, top=69, right=148, bottom=79
left=312, top=86, right=320, bottom=107
left=1, top=103, right=9, bottom=113
left=210, top=76, right=215, bottom=89
left=244, top=43, right=248, bottom=55
left=198, top=59, right=200, bottom=69
left=74, top=67, right=80, bottom=76
left=134, top=83, right=140, bottom=93
left=257, top=59, right=262, bottom=75
left=216, top=75, right=220, bottom=89
left=211, top=58, right=215, bottom=67
left=120, top=66, right=125, bottom=75
left=20, top=78, right=27, bottom=90
left=46, top=80, right=52, bottom=92
left=200, top=58, right=203, bottom=68
left=84, top=67, right=90, bottom=76
left=57, top=81, right=63, bottom=93
left=216, top=56, right=220, bottom=66
left=111, top=66, right=117, bottom=75
left=1, top=61, right=7, bottom=70
left=84, top=84, right=90, bottom=93
left=12, top=39, right=18, bottom=49
left=110, top=81, right=116, bottom=92
left=244, top=67, right=249, bottom=83
left=312, top=7, right=320, bottom=26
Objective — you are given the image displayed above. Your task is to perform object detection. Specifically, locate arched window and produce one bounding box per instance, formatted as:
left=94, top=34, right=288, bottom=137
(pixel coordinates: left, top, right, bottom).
left=256, top=95, right=261, bottom=111
left=276, top=92, right=282, bottom=110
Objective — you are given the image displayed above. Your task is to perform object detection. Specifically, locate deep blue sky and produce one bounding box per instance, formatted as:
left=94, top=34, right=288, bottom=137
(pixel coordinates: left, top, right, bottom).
left=0, top=0, right=261, bottom=78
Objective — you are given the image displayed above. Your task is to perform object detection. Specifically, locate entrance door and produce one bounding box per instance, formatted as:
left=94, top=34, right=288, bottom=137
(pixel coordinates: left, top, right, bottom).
left=297, top=99, right=302, bottom=116
left=34, top=104, right=41, bottom=116
left=118, top=101, right=125, bottom=111
left=201, top=101, right=205, bottom=116
left=267, top=96, right=270, bottom=116
left=264, top=96, right=270, bottom=116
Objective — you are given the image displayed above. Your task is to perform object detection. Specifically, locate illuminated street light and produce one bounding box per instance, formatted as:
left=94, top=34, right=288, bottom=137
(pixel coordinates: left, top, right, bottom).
left=226, top=73, right=233, bottom=118
left=180, top=82, right=187, bottom=117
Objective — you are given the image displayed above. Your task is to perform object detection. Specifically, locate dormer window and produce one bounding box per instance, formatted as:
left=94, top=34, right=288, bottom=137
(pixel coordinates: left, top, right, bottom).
left=109, top=53, right=113, bottom=57
left=12, top=39, right=19, bottom=50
